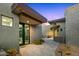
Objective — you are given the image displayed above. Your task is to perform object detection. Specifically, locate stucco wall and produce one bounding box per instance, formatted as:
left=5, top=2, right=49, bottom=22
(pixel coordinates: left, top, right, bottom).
left=65, top=4, right=79, bottom=47
left=50, top=22, right=65, bottom=37
left=0, top=3, right=19, bottom=51
left=41, top=22, right=65, bottom=39
left=30, top=24, right=42, bottom=43
left=42, top=23, right=52, bottom=38
left=56, top=22, right=65, bottom=38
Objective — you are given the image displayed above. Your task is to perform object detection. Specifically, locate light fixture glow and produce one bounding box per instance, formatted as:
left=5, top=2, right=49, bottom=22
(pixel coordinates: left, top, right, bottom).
left=26, top=21, right=29, bottom=23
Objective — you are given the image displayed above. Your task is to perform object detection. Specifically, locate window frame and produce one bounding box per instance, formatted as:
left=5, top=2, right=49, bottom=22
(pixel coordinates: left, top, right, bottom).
left=1, top=14, right=13, bottom=27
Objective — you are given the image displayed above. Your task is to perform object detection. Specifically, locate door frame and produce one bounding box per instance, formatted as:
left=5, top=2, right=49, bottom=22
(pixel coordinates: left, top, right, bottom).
left=19, top=23, right=30, bottom=45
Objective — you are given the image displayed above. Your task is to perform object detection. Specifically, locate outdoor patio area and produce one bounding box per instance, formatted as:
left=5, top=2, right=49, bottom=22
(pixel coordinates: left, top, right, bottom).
left=20, top=38, right=59, bottom=56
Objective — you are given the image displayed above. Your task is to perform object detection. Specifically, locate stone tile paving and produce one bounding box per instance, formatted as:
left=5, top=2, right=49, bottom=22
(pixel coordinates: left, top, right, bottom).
left=20, top=38, right=59, bottom=56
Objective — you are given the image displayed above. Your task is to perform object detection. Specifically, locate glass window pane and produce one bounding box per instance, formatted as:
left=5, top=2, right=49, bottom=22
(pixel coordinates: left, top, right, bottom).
left=2, top=15, right=13, bottom=27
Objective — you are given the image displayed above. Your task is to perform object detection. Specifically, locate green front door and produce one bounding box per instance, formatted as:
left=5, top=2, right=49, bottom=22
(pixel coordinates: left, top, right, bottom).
left=19, top=23, right=30, bottom=45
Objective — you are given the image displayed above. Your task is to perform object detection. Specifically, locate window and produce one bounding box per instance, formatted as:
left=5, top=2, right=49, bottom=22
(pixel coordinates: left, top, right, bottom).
left=2, top=15, right=13, bottom=27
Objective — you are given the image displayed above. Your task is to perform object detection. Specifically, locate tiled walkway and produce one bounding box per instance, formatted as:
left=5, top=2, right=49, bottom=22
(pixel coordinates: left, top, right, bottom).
left=20, top=38, right=59, bottom=56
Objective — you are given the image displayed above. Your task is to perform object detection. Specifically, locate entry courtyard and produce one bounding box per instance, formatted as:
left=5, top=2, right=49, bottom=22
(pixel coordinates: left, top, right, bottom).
left=20, top=38, right=59, bottom=56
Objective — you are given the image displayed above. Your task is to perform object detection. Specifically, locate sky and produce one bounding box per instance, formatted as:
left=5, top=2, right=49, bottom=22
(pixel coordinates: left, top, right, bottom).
left=27, top=3, right=76, bottom=21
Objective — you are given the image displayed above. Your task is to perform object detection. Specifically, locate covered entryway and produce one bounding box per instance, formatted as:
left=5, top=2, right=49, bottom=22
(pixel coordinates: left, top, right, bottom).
left=11, top=3, right=47, bottom=46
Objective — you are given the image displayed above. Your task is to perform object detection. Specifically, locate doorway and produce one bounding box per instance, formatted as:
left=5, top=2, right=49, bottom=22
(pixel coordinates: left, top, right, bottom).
left=19, top=23, right=30, bottom=45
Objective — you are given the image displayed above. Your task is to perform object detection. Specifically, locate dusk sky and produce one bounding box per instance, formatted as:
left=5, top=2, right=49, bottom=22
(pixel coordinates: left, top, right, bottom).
left=27, top=3, right=76, bottom=21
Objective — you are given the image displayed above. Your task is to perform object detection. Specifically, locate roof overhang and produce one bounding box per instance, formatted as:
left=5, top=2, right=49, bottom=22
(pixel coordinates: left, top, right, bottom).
left=49, top=18, right=65, bottom=24
left=11, top=3, right=47, bottom=25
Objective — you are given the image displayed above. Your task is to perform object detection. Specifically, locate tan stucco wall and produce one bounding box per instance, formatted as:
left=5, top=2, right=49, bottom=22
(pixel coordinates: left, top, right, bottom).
left=48, top=22, right=65, bottom=38
left=65, top=4, right=79, bottom=47
left=42, top=24, right=53, bottom=38
left=0, top=3, right=19, bottom=51
left=46, top=30, right=58, bottom=38
left=65, top=4, right=79, bottom=55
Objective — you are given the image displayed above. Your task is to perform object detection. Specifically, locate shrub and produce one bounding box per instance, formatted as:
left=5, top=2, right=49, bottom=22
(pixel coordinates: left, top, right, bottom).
left=6, top=48, right=17, bottom=56
left=32, top=39, right=44, bottom=45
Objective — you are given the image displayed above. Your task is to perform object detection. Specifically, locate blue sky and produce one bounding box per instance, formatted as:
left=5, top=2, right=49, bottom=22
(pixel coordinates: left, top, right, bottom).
left=27, top=3, right=76, bottom=21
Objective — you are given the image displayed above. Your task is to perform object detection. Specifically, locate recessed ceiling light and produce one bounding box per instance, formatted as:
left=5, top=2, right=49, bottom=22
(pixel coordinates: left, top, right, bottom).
left=27, top=21, right=29, bottom=23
